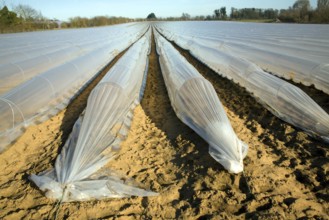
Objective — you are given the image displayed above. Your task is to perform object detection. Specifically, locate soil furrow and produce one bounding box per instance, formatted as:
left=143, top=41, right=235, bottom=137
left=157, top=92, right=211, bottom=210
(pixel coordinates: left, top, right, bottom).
left=0, top=48, right=128, bottom=219
left=165, top=37, right=329, bottom=219
left=0, top=30, right=327, bottom=220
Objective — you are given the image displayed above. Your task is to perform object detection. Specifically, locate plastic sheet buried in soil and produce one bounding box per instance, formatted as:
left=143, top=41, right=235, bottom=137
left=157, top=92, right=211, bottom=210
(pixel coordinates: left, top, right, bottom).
left=30, top=29, right=158, bottom=202
left=154, top=29, right=248, bottom=174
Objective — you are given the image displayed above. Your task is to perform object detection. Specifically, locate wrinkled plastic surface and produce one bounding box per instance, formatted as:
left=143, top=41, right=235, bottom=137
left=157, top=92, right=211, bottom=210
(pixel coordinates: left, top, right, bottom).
left=0, top=23, right=149, bottom=152
left=155, top=21, right=329, bottom=95
left=154, top=30, right=247, bottom=173
left=155, top=22, right=329, bottom=142
left=30, top=31, right=158, bottom=201
left=0, top=23, right=148, bottom=94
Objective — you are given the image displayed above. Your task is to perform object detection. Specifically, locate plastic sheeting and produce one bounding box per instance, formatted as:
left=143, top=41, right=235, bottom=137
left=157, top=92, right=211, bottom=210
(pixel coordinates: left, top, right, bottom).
left=154, top=30, right=247, bottom=173
left=0, top=46, right=86, bottom=94
left=0, top=23, right=148, bottom=94
left=0, top=23, right=141, bottom=56
left=0, top=23, right=149, bottom=152
left=155, top=23, right=329, bottom=143
left=30, top=30, right=158, bottom=201
left=155, top=21, right=329, bottom=95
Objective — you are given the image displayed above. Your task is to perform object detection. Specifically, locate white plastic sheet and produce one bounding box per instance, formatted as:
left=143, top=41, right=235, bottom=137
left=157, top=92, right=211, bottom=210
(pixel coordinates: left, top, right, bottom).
left=155, top=23, right=329, bottom=142
left=0, top=23, right=142, bottom=56
left=155, top=21, right=329, bottom=95
left=0, top=23, right=148, bottom=94
left=30, top=30, right=158, bottom=201
left=0, top=46, right=85, bottom=94
left=0, top=23, right=149, bottom=152
left=154, top=30, right=247, bottom=173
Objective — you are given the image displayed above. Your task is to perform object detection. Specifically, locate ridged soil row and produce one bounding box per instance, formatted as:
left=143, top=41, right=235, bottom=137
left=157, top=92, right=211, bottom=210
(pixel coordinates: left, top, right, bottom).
left=0, top=48, right=129, bottom=219
left=0, top=30, right=327, bottom=220
left=164, top=35, right=328, bottom=219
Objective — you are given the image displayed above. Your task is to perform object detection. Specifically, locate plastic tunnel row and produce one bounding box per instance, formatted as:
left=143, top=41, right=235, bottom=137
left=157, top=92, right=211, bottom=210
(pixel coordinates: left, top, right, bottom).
left=0, top=23, right=149, bottom=94
left=0, top=24, right=139, bottom=65
left=0, top=23, right=149, bottom=152
left=1, top=22, right=328, bottom=203
left=30, top=29, right=158, bottom=202
left=154, top=30, right=248, bottom=173
left=155, top=22, right=329, bottom=95
left=155, top=23, right=329, bottom=143
left=0, top=23, right=141, bottom=54
left=30, top=27, right=249, bottom=202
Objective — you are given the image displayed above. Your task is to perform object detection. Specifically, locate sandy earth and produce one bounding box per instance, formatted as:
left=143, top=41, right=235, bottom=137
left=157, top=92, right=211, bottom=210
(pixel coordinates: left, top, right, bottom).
left=0, top=33, right=328, bottom=219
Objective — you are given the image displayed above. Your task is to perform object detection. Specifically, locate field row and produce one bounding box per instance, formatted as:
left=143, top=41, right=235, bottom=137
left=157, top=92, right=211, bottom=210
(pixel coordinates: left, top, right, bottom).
left=0, top=22, right=328, bottom=219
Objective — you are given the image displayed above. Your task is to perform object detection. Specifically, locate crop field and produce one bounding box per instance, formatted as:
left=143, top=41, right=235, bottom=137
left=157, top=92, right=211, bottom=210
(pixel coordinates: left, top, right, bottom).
left=0, top=21, right=328, bottom=219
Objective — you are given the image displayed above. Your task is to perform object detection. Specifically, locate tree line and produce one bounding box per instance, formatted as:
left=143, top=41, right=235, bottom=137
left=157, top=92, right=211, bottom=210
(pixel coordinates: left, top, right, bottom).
left=65, top=16, right=133, bottom=28
left=0, top=3, right=132, bottom=33
left=0, top=4, right=60, bottom=33
left=278, top=0, right=329, bottom=23
left=150, top=0, right=329, bottom=23
left=1, top=0, right=329, bottom=33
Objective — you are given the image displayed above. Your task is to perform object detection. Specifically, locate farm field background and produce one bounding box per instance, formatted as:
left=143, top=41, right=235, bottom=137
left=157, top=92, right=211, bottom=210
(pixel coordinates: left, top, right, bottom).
left=0, top=21, right=328, bottom=219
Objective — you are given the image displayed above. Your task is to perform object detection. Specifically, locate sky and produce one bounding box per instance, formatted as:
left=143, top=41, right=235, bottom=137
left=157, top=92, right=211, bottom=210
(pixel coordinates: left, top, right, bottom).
left=3, top=0, right=318, bottom=21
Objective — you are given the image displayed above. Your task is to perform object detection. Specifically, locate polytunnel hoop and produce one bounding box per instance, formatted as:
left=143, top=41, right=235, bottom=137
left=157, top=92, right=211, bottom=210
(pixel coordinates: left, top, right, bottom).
left=12, top=62, right=25, bottom=80
left=0, top=97, right=26, bottom=129
left=0, top=98, right=15, bottom=130
left=35, top=75, right=56, bottom=98
left=96, top=82, right=129, bottom=98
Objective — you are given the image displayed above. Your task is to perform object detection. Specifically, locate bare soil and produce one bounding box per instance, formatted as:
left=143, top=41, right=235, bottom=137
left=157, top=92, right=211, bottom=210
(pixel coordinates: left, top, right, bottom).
left=0, top=32, right=328, bottom=220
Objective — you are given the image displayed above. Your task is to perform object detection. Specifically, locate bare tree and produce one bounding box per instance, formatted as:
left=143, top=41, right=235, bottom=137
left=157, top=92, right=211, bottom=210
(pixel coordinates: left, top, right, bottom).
left=13, top=4, right=43, bottom=21
left=318, top=0, right=329, bottom=8
left=293, top=0, right=311, bottom=10
left=220, top=7, right=227, bottom=19
left=292, top=0, right=311, bottom=21
left=317, top=0, right=329, bottom=22
left=214, top=9, right=220, bottom=19
left=181, top=13, right=191, bottom=20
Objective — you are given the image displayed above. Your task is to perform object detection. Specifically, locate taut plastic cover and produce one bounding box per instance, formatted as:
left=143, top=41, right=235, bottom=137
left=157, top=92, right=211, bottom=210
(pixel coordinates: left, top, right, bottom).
left=0, top=23, right=149, bottom=94
left=155, top=23, right=329, bottom=142
left=154, top=30, right=248, bottom=173
left=155, top=21, right=329, bottom=94
left=30, top=31, right=158, bottom=201
left=0, top=23, right=149, bottom=152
